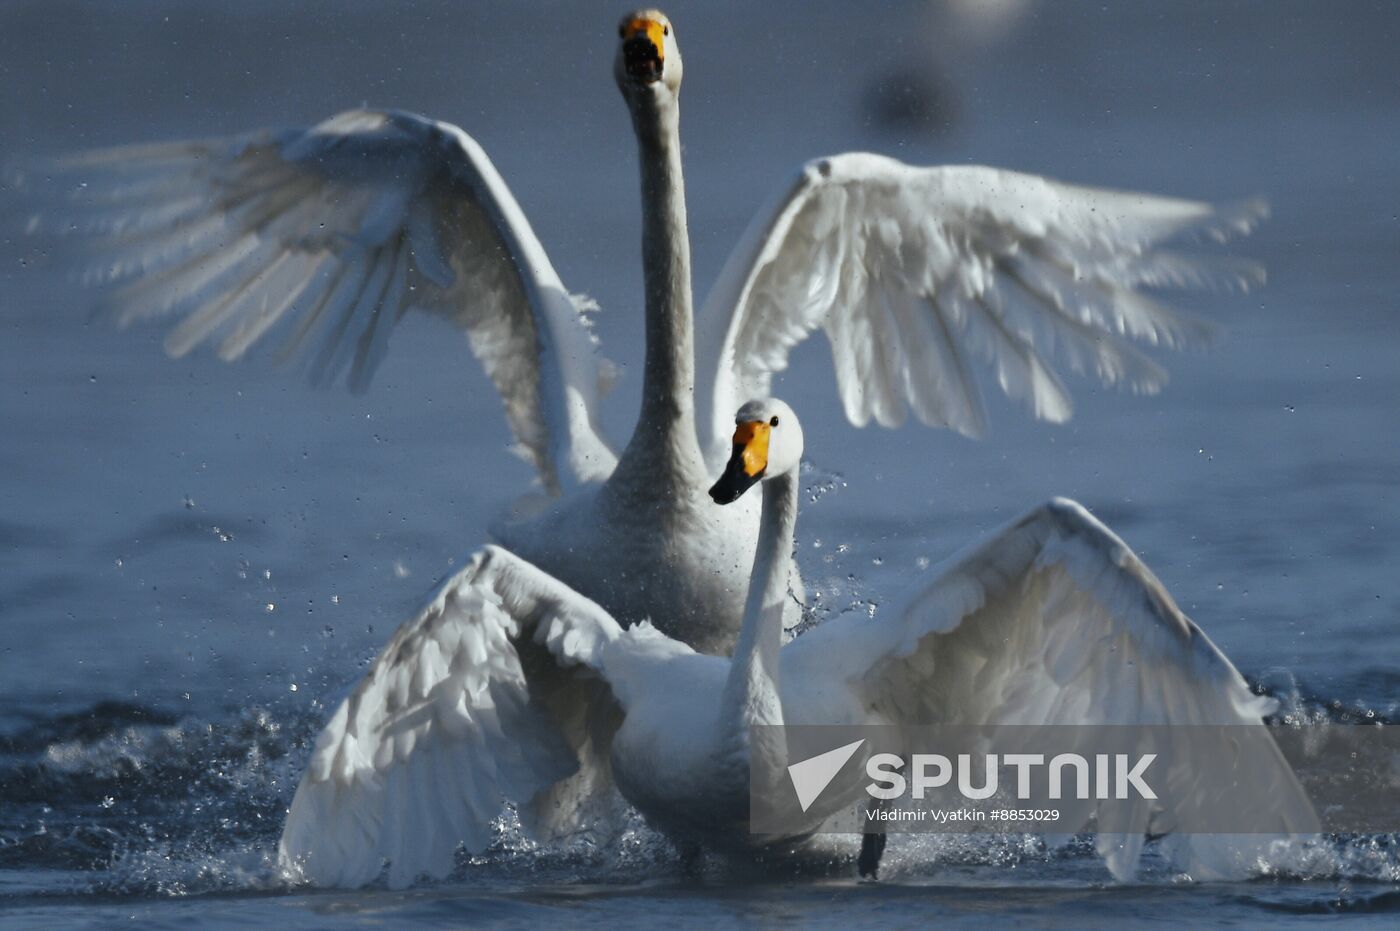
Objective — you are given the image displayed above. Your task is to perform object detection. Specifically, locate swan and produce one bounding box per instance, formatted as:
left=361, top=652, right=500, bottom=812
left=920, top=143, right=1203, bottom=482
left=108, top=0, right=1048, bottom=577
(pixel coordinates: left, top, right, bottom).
left=13, top=9, right=1265, bottom=653
left=278, top=398, right=1316, bottom=889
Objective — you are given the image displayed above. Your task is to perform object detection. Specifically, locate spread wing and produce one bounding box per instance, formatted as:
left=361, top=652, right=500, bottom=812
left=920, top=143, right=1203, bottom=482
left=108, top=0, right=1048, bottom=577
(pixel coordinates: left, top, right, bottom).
left=698, top=154, right=1264, bottom=456
left=786, top=498, right=1317, bottom=880
left=13, top=109, right=617, bottom=493
left=278, top=545, right=624, bottom=889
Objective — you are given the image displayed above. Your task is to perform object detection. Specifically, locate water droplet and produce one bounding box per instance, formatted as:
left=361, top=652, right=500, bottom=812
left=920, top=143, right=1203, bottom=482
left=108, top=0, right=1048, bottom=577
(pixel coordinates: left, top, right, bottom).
left=264, top=602, right=276, bottom=613
left=289, top=683, right=298, bottom=692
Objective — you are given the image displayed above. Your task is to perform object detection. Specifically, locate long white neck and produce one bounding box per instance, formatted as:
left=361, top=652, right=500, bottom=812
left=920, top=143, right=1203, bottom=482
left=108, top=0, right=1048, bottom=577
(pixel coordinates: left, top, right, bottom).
left=720, top=470, right=798, bottom=743
left=611, top=91, right=705, bottom=486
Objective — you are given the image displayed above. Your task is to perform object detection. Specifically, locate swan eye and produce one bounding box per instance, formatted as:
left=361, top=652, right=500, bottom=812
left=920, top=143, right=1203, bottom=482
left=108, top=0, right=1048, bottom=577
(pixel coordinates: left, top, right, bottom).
left=769, top=415, right=779, bottom=427
left=663, top=25, right=670, bottom=36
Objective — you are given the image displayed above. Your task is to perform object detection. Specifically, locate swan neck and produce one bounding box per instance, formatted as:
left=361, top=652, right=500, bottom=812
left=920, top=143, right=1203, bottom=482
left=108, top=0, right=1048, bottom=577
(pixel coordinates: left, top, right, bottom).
left=617, top=92, right=701, bottom=474
left=721, top=471, right=799, bottom=736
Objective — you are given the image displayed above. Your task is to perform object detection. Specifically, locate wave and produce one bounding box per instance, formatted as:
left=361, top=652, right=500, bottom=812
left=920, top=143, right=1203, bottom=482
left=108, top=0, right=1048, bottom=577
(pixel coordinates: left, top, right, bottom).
left=2, top=683, right=1398, bottom=901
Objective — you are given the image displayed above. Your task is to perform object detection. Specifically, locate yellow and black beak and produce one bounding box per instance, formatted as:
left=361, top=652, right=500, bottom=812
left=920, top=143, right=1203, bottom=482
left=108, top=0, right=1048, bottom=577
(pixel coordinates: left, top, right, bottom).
left=709, top=420, right=770, bottom=505
left=620, top=16, right=666, bottom=84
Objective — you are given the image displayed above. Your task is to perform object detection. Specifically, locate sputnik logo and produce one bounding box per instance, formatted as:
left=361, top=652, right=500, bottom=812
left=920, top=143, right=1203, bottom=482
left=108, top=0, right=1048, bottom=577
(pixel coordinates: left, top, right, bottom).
left=787, top=738, right=866, bottom=812
left=785, top=738, right=1160, bottom=812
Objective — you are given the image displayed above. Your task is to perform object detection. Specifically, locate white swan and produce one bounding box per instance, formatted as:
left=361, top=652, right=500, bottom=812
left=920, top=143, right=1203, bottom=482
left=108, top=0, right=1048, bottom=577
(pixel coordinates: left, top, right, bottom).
left=278, top=398, right=1315, bottom=889
left=14, top=10, right=1265, bottom=651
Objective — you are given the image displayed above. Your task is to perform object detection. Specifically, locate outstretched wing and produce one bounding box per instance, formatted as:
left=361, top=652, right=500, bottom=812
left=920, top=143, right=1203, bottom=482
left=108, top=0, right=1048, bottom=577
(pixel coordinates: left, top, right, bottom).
left=698, top=155, right=1264, bottom=455
left=786, top=498, right=1316, bottom=880
left=14, top=109, right=617, bottom=493
left=278, top=545, right=624, bottom=889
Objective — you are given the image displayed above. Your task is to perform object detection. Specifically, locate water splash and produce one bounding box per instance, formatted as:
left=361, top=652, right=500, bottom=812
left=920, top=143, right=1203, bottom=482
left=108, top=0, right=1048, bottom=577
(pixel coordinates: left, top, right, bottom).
left=4, top=677, right=1400, bottom=902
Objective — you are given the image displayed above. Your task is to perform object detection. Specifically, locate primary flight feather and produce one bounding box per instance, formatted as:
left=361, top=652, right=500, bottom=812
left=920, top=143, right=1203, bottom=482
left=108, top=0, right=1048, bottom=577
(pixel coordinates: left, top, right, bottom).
left=14, top=8, right=1264, bottom=652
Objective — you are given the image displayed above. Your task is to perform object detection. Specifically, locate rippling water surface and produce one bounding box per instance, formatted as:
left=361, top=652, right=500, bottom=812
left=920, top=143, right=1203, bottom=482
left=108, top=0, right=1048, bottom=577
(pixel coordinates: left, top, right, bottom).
left=3, top=1, right=1398, bottom=926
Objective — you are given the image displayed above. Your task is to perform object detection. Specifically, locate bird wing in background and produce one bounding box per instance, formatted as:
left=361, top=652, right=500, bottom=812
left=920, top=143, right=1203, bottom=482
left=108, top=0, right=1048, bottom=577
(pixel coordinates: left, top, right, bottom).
left=14, top=108, right=617, bottom=493
left=699, top=154, right=1264, bottom=459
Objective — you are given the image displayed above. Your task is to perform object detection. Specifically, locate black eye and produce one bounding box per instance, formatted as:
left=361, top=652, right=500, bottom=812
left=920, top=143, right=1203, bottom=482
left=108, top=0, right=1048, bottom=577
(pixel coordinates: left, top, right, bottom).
left=619, top=25, right=625, bottom=38
left=770, top=415, right=780, bottom=427
left=663, top=25, right=670, bottom=36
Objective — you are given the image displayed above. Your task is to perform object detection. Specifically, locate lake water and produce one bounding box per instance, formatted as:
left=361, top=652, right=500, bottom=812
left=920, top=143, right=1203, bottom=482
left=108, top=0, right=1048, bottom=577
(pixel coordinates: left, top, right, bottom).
left=3, top=0, right=1399, bottom=926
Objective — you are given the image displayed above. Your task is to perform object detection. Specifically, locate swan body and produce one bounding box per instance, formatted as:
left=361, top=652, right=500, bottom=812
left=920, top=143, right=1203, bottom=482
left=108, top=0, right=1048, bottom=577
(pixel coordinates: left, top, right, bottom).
left=278, top=399, right=1316, bottom=889
left=492, top=466, right=765, bottom=653
left=13, top=10, right=1265, bottom=653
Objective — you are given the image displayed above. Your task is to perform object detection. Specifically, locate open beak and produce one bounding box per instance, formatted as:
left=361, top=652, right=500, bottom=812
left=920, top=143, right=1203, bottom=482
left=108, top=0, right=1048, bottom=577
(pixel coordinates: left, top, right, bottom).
left=709, top=420, right=770, bottom=505
left=621, top=17, right=665, bottom=84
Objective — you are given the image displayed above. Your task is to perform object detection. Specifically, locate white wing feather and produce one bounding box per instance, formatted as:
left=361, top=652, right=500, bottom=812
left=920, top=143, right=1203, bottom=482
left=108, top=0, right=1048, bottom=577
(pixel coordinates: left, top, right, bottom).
left=14, top=109, right=616, bottom=493
left=786, top=497, right=1316, bottom=880
left=278, top=545, right=624, bottom=889
left=699, top=155, right=1266, bottom=453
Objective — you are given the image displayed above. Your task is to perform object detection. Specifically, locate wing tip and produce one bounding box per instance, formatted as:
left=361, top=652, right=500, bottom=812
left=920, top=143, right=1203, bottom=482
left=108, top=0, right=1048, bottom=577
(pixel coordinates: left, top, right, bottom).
left=1195, top=196, right=1270, bottom=243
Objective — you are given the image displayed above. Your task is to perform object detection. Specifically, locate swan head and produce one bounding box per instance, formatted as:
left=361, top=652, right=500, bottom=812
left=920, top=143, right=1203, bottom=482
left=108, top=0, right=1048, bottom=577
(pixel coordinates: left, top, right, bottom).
left=709, top=399, right=804, bottom=505
left=614, top=9, right=682, bottom=98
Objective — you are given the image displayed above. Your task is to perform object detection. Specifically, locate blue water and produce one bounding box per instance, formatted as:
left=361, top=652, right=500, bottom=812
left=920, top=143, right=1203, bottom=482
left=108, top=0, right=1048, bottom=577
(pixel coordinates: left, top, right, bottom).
left=3, top=0, right=1399, bottom=926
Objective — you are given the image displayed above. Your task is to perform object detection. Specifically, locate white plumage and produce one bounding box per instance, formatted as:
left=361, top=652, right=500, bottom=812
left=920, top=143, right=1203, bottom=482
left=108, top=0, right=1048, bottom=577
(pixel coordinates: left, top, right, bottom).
left=279, top=545, right=623, bottom=888
left=698, top=155, right=1263, bottom=451
left=14, top=11, right=1302, bottom=886
left=25, top=109, right=617, bottom=495
left=278, top=400, right=1314, bottom=888
left=12, top=11, right=1264, bottom=654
